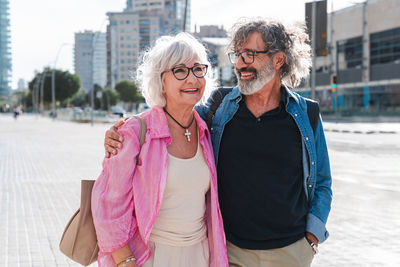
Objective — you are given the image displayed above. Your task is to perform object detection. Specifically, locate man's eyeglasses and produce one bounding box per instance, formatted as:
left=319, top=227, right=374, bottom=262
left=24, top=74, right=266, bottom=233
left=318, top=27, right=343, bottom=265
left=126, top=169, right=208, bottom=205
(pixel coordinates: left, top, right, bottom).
left=162, top=64, right=208, bottom=80
left=228, top=50, right=269, bottom=64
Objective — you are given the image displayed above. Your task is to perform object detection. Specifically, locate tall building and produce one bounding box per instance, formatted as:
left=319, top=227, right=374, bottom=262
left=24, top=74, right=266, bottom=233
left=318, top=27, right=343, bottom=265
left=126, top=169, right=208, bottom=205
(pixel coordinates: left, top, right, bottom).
left=194, top=25, right=227, bottom=38
left=17, top=78, right=26, bottom=90
left=74, top=31, right=107, bottom=92
left=107, top=0, right=190, bottom=88
left=298, top=0, right=400, bottom=113
left=0, top=0, right=12, bottom=98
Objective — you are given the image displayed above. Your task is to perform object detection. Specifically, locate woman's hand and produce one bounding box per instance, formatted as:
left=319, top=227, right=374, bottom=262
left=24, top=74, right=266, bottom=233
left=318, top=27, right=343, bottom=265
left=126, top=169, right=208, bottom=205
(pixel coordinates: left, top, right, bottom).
left=112, top=244, right=137, bottom=267
left=105, top=120, right=125, bottom=157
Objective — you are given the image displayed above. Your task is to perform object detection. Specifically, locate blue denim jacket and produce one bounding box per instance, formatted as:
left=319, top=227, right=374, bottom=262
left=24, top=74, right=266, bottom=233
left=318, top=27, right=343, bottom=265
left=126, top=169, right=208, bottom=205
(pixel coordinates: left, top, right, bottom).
left=196, top=86, right=332, bottom=243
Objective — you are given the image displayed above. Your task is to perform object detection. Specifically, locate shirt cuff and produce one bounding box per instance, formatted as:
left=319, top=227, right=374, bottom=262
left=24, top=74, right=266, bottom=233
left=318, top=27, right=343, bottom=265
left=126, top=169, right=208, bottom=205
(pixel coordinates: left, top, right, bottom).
left=306, top=213, right=329, bottom=243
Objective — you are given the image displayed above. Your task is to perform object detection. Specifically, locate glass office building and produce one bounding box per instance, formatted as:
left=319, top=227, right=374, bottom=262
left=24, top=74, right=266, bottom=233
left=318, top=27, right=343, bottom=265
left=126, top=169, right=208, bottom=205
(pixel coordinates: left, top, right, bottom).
left=107, top=0, right=190, bottom=88
left=0, top=0, right=12, bottom=98
left=297, top=0, right=400, bottom=115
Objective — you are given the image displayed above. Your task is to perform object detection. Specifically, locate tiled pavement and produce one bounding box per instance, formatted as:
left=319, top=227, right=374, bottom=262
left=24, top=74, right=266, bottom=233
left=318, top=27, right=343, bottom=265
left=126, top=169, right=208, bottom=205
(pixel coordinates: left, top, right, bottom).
left=1, top=114, right=400, bottom=266
left=1, top=115, right=108, bottom=266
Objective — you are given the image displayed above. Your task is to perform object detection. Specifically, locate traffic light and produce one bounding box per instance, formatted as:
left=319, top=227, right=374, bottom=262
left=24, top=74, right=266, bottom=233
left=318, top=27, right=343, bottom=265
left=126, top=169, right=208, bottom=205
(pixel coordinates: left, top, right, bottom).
left=305, top=0, right=328, bottom=56
left=331, top=75, right=338, bottom=92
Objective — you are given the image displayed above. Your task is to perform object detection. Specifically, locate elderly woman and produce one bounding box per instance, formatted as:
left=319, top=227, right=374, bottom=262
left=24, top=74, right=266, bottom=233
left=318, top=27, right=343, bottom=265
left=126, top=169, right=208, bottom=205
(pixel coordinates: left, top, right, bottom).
left=91, top=33, right=228, bottom=267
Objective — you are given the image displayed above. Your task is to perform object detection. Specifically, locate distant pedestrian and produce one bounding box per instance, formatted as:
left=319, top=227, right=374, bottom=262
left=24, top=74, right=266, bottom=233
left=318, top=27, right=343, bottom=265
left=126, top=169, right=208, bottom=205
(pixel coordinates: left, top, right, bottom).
left=13, top=106, right=22, bottom=119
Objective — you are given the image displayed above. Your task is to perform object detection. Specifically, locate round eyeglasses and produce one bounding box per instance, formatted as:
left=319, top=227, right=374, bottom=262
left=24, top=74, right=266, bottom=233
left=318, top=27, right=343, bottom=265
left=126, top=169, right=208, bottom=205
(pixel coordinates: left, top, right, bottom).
left=228, top=50, right=269, bottom=64
left=162, top=64, right=208, bottom=80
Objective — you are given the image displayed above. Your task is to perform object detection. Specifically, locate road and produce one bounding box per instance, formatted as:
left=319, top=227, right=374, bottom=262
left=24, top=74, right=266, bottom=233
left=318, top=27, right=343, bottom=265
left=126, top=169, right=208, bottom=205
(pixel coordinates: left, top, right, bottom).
left=1, top=114, right=399, bottom=266
left=313, top=129, right=400, bottom=266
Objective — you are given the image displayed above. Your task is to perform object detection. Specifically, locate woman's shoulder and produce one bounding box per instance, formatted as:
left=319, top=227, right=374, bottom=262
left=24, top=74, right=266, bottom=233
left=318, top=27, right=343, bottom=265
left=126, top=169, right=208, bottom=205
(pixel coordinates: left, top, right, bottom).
left=120, top=108, right=153, bottom=136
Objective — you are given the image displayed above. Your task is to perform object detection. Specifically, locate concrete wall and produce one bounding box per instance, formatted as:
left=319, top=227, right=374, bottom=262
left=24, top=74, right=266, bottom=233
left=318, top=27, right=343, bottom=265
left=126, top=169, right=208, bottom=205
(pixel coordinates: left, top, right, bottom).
left=370, top=63, right=400, bottom=81
left=367, top=0, right=400, bottom=34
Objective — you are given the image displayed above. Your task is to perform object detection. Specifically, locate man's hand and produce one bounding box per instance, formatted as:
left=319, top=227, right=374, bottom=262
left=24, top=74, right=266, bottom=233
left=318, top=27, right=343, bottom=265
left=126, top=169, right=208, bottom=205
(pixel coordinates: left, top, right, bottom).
left=104, top=120, right=125, bottom=158
left=305, top=232, right=319, bottom=246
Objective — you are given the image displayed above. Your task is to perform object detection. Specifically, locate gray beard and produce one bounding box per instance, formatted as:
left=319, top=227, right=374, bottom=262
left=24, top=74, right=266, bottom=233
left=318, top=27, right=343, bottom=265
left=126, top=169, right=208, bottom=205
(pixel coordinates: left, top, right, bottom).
left=236, top=62, right=275, bottom=95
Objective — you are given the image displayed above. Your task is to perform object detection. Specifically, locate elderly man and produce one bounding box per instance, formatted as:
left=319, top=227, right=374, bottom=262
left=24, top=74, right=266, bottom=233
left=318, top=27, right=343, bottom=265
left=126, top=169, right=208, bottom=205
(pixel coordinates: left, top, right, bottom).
left=105, top=18, right=332, bottom=267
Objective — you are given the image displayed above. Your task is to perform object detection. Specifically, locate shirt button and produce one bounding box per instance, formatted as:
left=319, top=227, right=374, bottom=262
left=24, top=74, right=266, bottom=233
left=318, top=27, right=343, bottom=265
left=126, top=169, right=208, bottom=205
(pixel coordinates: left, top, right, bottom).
left=309, top=184, right=313, bottom=188
left=305, top=137, right=309, bottom=141
left=312, top=161, right=315, bottom=165
left=257, top=118, right=261, bottom=122
left=211, top=127, right=213, bottom=131
left=294, top=113, right=298, bottom=116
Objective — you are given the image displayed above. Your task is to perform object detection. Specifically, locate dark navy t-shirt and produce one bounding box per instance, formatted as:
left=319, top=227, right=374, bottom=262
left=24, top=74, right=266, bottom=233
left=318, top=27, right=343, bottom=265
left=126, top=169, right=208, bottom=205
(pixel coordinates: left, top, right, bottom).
left=217, top=91, right=308, bottom=249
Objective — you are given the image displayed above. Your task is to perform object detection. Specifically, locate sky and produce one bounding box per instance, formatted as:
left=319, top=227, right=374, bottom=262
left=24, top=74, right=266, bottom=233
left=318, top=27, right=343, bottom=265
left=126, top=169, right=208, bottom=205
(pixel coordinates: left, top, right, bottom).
left=9, top=0, right=365, bottom=89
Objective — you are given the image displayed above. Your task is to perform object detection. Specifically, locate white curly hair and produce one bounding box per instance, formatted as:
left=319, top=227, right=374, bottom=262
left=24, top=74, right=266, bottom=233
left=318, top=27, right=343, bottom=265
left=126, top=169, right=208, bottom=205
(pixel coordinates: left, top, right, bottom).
left=136, top=32, right=216, bottom=107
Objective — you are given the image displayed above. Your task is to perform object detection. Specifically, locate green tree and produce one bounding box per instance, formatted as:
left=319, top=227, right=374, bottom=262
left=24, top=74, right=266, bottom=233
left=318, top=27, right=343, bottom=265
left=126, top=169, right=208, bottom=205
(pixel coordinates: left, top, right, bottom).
left=70, top=89, right=89, bottom=107
left=92, top=84, right=103, bottom=110
left=28, top=68, right=81, bottom=105
left=102, top=88, right=119, bottom=110
left=115, top=80, right=141, bottom=103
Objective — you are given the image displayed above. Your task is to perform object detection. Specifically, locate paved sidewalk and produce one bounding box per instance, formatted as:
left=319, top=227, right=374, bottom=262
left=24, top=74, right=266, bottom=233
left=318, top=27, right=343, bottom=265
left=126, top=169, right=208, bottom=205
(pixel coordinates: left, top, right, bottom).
left=324, top=121, right=400, bottom=134
left=1, top=114, right=400, bottom=266
left=1, top=114, right=108, bottom=267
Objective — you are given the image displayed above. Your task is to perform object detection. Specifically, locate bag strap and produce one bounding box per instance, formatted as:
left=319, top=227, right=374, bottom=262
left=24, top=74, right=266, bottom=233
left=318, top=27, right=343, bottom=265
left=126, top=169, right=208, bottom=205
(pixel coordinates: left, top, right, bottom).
left=206, top=87, right=233, bottom=130
left=132, top=115, right=147, bottom=164
left=305, top=99, right=320, bottom=134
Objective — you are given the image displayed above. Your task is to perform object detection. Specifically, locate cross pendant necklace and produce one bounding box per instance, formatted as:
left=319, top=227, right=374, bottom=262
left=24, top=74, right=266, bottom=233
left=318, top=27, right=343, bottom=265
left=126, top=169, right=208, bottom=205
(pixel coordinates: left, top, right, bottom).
left=184, top=129, right=191, bottom=142
left=163, top=108, right=195, bottom=142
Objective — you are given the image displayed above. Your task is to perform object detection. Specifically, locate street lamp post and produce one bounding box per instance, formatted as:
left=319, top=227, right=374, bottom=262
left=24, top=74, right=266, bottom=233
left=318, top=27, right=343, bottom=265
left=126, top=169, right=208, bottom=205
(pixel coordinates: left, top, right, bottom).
left=51, top=43, right=71, bottom=119
left=311, top=0, right=317, bottom=100
left=90, top=19, right=108, bottom=126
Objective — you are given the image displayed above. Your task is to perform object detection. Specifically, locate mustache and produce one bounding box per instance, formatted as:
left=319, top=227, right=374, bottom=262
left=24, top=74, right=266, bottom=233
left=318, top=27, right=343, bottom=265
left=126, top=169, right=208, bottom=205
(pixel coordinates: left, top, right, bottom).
left=236, top=67, right=257, bottom=73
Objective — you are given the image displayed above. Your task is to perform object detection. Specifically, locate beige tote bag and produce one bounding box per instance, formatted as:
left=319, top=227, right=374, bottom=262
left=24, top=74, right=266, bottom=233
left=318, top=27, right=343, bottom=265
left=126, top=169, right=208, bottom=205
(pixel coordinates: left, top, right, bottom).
left=59, top=115, right=147, bottom=266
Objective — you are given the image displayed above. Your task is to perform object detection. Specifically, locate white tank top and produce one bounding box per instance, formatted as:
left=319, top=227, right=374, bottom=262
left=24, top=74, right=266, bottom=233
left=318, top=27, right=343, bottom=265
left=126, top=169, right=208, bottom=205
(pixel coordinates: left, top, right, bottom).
left=149, top=140, right=211, bottom=246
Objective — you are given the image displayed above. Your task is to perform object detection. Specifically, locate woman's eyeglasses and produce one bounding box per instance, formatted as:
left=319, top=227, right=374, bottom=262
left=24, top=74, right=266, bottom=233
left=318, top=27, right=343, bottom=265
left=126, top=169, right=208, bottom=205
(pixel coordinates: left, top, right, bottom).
left=162, top=64, right=208, bottom=80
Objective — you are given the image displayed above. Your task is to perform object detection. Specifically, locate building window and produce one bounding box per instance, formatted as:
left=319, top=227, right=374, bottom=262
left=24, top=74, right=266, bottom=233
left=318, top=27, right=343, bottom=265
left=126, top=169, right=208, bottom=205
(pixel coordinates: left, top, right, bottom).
left=337, top=36, right=363, bottom=69
left=120, top=20, right=124, bottom=25
left=140, top=28, right=150, bottom=34
left=140, top=19, right=150, bottom=26
left=126, top=20, right=130, bottom=24
left=370, top=27, right=400, bottom=65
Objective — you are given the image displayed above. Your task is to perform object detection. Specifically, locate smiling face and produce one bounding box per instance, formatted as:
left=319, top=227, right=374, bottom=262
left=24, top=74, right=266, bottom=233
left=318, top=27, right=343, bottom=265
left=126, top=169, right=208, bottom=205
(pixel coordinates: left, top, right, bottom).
left=162, top=57, right=206, bottom=110
left=234, top=31, right=277, bottom=95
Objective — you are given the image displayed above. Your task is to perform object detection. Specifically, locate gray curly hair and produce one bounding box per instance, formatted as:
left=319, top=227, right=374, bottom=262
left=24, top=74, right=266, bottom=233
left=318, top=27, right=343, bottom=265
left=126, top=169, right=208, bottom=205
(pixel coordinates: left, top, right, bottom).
left=229, top=18, right=312, bottom=88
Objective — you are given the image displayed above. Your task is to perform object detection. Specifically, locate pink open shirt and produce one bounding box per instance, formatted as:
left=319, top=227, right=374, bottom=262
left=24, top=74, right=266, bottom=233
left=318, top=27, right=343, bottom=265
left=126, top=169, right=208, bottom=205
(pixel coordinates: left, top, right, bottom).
left=91, top=106, right=228, bottom=267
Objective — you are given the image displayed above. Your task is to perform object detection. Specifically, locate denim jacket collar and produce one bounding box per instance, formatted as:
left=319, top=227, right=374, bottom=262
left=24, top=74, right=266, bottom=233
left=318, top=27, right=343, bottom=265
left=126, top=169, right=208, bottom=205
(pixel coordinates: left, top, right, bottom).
left=228, top=84, right=300, bottom=108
